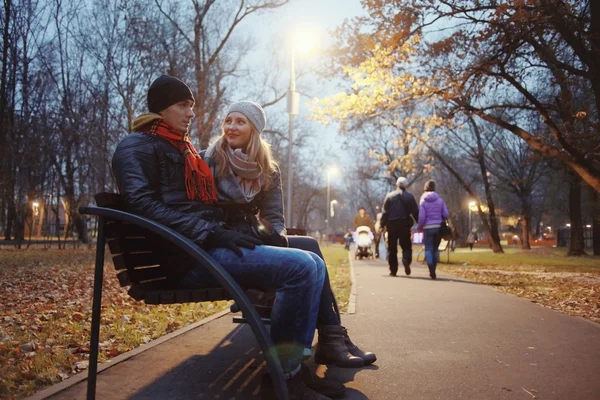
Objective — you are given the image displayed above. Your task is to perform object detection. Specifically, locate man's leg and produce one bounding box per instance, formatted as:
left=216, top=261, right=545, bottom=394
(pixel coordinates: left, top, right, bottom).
left=386, top=224, right=400, bottom=276
left=398, top=224, right=413, bottom=275
left=183, top=245, right=324, bottom=373
left=374, top=235, right=380, bottom=258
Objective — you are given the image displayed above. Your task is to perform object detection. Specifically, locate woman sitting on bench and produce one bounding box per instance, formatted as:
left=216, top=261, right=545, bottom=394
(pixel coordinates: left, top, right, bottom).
left=201, top=102, right=377, bottom=378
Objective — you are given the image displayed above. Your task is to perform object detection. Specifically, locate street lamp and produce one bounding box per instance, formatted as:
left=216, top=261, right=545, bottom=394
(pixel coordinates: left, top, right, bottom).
left=285, top=28, right=318, bottom=228
left=330, top=199, right=338, bottom=218
left=468, top=201, right=477, bottom=232
left=326, top=166, right=339, bottom=240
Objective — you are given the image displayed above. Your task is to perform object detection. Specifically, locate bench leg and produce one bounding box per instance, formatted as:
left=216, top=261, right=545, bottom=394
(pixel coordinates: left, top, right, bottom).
left=87, top=219, right=105, bottom=400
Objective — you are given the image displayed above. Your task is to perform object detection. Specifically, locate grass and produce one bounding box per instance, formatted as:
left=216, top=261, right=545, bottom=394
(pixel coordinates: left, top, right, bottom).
left=442, top=247, right=600, bottom=272
left=0, top=243, right=353, bottom=399
left=436, top=246, right=600, bottom=324
left=321, top=244, right=353, bottom=313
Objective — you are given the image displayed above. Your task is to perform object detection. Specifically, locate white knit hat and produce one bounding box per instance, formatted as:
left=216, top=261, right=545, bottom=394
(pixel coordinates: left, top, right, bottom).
left=227, top=101, right=266, bottom=134
left=396, top=177, right=408, bottom=188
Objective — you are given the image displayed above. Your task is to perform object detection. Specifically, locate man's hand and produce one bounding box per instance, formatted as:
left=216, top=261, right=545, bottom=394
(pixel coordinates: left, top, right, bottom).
left=205, top=226, right=263, bottom=257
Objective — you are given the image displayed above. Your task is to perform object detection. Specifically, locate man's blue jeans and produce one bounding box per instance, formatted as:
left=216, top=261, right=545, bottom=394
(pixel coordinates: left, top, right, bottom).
left=179, top=245, right=325, bottom=373
left=423, top=227, right=442, bottom=269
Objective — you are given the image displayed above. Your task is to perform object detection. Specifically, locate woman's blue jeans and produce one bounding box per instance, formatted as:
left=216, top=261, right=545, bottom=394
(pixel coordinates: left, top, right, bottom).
left=179, top=244, right=325, bottom=373
left=287, top=236, right=341, bottom=328
left=423, top=227, right=442, bottom=269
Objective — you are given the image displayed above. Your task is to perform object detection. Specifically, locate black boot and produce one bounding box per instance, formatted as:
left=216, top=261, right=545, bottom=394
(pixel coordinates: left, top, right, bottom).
left=402, top=259, right=411, bottom=275
left=300, top=363, right=346, bottom=398
left=342, top=326, right=377, bottom=365
left=428, top=264, right=436, bottom=280
left=314, top=325, right=364, bottom=368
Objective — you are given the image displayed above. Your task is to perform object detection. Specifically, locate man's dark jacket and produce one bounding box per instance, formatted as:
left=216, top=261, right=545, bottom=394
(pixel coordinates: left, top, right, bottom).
left=111, top=132, right=225, bottom=279
left=381, top=189, right=419, bottom=228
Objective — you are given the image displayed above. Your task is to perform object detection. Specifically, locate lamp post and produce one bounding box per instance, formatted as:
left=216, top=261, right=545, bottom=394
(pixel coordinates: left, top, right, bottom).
left=326, top=166, right=339, bottom=241
left=468, top=201, right=477, bottom=232
left=286, top=48, right=299, bottom=228
left=285, top=29, right=318, bottom=229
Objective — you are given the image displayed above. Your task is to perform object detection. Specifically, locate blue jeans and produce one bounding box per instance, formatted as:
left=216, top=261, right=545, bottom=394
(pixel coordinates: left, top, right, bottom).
left=179, top=245, right=325, bottom=373
left=423, top=227, right=441, bottom=269
left=287, top=236, right=340, bottom=328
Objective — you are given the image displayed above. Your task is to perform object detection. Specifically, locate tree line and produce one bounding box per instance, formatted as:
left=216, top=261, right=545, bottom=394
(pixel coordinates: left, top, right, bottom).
left=0, top=0, right=336, bottom=246
left=311, top=0, right=599, bottom=255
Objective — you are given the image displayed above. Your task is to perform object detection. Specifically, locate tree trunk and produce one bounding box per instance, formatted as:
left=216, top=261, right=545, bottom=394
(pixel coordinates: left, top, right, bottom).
left=4, top=199, right=14, bottom=240
left=568, top=174, right=585, bottom=255
left=521, top=198, right=531, bottom=249
left=592, top=188, right=600, bottom=256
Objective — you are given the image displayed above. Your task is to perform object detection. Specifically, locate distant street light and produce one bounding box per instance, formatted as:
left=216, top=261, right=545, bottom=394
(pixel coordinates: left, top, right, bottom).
left=330, top=199, right=338, bottom=218
left=285, top=27, right=319, bottom=228
left=326, top=166, right=339, bottom=240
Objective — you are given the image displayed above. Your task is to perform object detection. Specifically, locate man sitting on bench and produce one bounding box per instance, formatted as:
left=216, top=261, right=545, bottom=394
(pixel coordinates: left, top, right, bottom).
left=111, top=75, right=329, bottom=399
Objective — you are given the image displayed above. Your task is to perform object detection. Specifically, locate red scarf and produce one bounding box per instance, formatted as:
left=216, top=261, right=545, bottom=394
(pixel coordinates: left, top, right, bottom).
left=141, top=117, right=217, bottom=204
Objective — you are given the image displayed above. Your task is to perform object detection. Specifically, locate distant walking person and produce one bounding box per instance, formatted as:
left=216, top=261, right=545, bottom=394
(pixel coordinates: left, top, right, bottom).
left=381, top=177, right=419, bottom=276
left=373, top=212, right=383, bottom=259
left=416, top=180, right=449, bottom=280
left=353, top=207, right=374, bottom=231
left=467, top=232, right=477, bottom=251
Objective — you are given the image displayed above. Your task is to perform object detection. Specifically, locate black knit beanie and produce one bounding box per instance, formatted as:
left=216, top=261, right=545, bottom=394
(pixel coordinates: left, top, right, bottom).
left=147, top=75, right=195, bottom=113
left=424, top=180, right=436, bottom=192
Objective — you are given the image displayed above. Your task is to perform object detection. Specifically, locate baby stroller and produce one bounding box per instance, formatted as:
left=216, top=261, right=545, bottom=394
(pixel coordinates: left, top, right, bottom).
left=354, top=226, right=374, bottom=260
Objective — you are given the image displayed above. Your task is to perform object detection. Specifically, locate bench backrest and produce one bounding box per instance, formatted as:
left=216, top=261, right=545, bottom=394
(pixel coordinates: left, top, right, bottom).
left=95, top=193, right=191, bottom=297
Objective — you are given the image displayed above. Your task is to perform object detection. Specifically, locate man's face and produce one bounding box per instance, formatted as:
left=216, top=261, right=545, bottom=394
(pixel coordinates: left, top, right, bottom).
left=160, top=100, right=195, bottom=135
left=359, top=209, right=365, bottom=217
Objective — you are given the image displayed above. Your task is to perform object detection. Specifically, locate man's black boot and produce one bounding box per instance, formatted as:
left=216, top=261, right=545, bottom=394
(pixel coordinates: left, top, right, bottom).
left=403, top=259, right=411, bottom=275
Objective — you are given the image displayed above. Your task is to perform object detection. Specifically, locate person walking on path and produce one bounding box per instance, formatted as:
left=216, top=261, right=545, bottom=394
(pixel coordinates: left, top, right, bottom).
left=416, top=180, right=450, bottom=280
left=373, top=212, right=383, bottom=259
left=381, top=177, right=419, bottom=276
left=111, top=76, right=328, bottom=399
left=467, top=231, right=477, bottom=251
left=202, top=101, right=376, bottom=396
left=353, top=207, right=374, bottom=231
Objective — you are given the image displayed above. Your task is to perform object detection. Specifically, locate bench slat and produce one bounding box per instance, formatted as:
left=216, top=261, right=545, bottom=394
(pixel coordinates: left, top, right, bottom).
left=105, top=221, right=149, bottom=240
left=108, top=237, right=154, bottom=254
left=112, top=252, right=159, bottom=270
left=144, top=288, right=231, bottom=305
left=130, top=266, right=168, bottom=283
left=116, top=270, right=131, bottom=287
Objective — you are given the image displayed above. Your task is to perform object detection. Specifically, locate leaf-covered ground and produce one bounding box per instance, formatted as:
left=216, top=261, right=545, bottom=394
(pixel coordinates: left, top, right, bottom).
left=0, top=245, right=352, bottom=399
left=0, top=249, right=229, bottom=399
left=438, top=248, right=600, bottom=324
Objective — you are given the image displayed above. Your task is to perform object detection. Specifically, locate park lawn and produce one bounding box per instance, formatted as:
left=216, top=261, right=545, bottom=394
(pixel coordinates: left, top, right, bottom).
left=0, top=245, right=352, bottom=399
left=321, top=244, right=353, bottom=313
left=437, top=247, right=600, bottom=324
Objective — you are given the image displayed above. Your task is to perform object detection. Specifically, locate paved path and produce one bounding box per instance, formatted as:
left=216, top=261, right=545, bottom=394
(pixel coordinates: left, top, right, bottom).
left=337, top=257, right=600, bottom=399
left=38, top=253, right=600, bottom=400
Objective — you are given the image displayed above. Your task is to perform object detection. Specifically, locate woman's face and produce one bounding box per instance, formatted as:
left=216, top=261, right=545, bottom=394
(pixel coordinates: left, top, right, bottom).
left=223, top=112, right=253, bottom=151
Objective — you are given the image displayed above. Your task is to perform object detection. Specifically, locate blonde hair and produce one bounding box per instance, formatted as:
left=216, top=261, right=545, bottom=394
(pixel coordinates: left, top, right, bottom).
left=213, top=121, right=278, bottom=189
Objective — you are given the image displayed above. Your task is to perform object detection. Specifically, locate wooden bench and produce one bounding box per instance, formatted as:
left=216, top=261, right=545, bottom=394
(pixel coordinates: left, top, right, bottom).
left=79, top=193, right=288, bottom=400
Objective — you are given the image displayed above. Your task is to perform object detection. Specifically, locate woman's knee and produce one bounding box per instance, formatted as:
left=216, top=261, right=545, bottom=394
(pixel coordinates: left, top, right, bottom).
left=288, top=236, right=324, bottom=260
